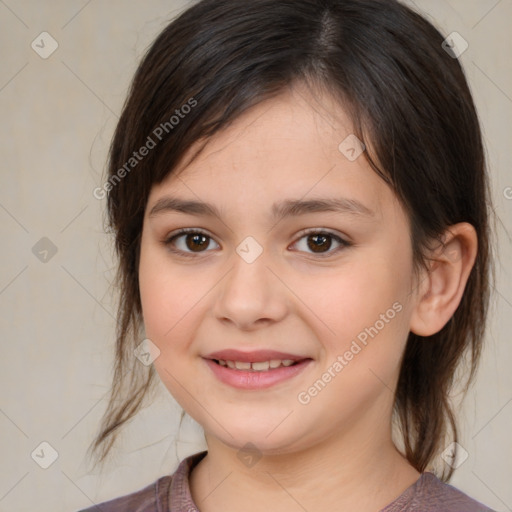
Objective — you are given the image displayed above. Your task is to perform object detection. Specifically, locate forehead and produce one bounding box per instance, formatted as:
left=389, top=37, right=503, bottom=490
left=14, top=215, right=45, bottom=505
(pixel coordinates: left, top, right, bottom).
left=174, top=85, right=355, bottom=176
left=147, top=86, right=397, bottom=222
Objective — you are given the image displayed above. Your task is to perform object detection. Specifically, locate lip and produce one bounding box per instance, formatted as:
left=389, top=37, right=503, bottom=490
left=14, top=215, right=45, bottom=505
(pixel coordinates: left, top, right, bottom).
left=203, top=349, right=312, bottom=390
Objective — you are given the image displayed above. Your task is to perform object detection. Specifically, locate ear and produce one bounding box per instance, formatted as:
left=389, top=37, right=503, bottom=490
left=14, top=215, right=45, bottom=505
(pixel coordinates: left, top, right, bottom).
left=409, top=222, right=478, bottom=336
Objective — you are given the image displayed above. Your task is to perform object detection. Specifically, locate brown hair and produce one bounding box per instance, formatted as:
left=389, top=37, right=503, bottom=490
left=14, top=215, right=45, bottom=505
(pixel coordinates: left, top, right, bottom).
left=88, top=0, right=493, bottom=480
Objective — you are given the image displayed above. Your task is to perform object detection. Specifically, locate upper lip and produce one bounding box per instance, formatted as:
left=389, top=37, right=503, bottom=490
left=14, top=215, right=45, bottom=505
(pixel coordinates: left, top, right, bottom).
left=204, top=349, right=310, bottom=363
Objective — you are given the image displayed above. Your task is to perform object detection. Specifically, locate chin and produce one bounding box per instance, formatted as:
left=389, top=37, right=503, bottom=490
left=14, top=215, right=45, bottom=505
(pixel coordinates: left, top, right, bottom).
left=205, top=419, right=308, bottom=455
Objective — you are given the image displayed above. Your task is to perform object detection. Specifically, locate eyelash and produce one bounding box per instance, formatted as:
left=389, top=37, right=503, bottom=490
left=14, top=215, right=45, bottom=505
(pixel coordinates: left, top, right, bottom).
left=163, top=228, right=352, bottom=259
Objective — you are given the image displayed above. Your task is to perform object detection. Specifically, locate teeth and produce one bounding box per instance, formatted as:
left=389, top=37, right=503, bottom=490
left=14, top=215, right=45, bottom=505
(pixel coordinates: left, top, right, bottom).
left=252, top=361, right=270, bottom=371
left=216, top=359, right=298, bottom=371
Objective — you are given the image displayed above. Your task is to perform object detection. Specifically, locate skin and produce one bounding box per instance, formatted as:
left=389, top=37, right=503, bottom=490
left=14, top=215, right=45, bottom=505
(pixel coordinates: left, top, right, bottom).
left=138, top=83, right=477, bottom=512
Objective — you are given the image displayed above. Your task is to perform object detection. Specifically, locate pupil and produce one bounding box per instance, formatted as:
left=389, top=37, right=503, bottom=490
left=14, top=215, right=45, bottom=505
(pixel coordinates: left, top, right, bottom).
left=308, top=234, right=331, bottom=253
left=186, top=234, right=208, bottom=251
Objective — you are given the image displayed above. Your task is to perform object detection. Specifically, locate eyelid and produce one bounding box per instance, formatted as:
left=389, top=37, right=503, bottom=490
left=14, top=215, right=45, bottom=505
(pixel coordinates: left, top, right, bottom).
left=293, top=227, right=350, bottom=241
left=165, top=227, right=213, bottom=240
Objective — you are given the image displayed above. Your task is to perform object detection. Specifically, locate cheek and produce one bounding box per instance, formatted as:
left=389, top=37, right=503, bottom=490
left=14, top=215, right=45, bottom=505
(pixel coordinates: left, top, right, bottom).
left=138, top=243, right=197, bottom=347
left=294, top=268, right=411, bottom=427
left=138, top=242, right=229, bottom=379
left=306, top=249, right=414, bottom=388
left=312, top=265, right=406, bottom=337
left=138, top=246, right=207, bottom=409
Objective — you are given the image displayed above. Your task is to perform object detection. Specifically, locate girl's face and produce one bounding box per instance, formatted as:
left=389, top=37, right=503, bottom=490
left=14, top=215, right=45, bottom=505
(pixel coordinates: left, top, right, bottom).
left=139, top=85, right=420, bottom=455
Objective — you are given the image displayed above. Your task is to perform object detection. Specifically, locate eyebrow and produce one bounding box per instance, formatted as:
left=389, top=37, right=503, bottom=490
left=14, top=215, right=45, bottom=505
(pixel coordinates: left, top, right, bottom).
left=148, top=195, right=375, bottom=220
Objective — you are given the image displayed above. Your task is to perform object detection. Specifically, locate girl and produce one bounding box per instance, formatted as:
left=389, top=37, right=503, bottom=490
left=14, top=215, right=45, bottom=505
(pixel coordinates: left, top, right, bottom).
left=81, top=0, right=496, bottom=510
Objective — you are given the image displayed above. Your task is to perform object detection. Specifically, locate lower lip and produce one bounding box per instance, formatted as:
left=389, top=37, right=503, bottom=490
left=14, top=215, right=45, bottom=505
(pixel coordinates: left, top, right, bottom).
left=204, top=359, right=312, bottom=390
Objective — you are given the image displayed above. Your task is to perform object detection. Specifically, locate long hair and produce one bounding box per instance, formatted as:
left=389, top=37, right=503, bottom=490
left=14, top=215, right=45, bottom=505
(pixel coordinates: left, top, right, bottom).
left=88, top=0, right=493, bottom=481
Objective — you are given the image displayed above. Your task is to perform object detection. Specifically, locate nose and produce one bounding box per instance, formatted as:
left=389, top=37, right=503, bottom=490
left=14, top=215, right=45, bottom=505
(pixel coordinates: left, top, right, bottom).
left=212, top=246, right=289, bottom=331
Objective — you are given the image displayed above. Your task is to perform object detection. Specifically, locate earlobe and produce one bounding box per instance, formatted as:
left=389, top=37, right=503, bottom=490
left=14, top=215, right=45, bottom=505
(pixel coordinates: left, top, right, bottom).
left=409, top=223, right=478, bottom=337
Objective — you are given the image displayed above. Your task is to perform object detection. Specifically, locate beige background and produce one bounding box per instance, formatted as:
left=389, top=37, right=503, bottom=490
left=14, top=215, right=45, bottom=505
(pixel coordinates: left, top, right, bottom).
left=0, top=1, right=511, bottom=511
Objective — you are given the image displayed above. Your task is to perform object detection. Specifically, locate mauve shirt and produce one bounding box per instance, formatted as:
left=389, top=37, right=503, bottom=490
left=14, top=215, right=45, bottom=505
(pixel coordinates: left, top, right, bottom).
left=77, top=450, right=495, bottom=512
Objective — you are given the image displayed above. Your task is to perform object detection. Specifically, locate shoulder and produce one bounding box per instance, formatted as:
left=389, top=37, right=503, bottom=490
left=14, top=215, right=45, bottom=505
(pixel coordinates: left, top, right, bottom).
left=76, top=475, right=172, bottom=512
left=384, top=472, right=496, bottom=512
left=74, top=450, right=207, bottom=512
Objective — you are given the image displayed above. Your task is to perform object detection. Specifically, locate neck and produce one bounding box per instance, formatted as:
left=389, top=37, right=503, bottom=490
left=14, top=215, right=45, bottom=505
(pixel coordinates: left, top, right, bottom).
left=189, top=418, right=420, bottom=512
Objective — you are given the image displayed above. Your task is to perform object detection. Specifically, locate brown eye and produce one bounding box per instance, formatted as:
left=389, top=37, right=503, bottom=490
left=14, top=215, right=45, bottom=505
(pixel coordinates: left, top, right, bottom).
left=164, top=229, right=220, bottom=256
left=184, top=233, right=210, bottom=252
left=292, top=230, right=350, bottom=256
left=307, top=233, right=333, bottom=253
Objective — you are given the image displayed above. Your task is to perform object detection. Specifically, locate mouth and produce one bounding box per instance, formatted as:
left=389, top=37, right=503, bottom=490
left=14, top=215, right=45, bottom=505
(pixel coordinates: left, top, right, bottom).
left=203, top=350, right=313, bottom=389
